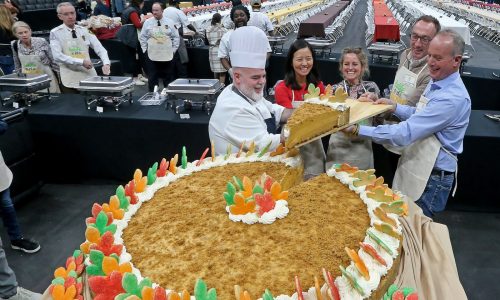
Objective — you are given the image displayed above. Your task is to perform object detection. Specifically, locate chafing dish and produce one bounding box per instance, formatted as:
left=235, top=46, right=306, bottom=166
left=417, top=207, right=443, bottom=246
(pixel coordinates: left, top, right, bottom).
left=0, top=73, right=51, bottom=107
left=304, top=38, right=335, bottom=57
left=367, top=42, right=405, bottom=65
left=268, top=35, right=287, bottom=53
left=165, top=78, right=223, bottom=115
left=77, top=76, right=134, bottom=111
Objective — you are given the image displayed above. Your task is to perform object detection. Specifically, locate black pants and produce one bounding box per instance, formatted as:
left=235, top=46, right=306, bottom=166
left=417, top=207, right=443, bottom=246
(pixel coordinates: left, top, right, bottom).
left=145, top=53, right=173, bottom=92
left=172, top=51, right=188, bottom=79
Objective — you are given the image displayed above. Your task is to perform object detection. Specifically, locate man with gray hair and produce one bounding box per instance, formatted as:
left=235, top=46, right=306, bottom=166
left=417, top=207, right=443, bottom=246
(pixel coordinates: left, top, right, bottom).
left=50, top=2, right=111, bottom=91
left=344, top=29, right=471, bottom=218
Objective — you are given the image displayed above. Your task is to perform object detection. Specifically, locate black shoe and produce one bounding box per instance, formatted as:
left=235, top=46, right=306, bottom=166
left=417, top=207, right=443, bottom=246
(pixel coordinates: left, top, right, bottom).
left=11, top=238, right=41, bottom=253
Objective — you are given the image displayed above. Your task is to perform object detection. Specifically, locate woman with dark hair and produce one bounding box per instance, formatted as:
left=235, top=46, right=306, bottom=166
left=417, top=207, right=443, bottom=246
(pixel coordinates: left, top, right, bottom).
left=120, top=0, right=147, bottom=85
left=326, top=47, right=380, bottom=170
left=0, top=5, right=15, bottom=75
left=275, top=39, right=326, bottom=179
left=206, top=13, right=227, bottom=84
left=274, top=39, right=325, bottom=108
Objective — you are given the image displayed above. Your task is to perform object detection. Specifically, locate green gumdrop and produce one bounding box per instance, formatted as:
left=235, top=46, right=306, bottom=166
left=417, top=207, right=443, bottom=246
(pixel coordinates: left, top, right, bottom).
left=340, top=265, right=364, bottom=296
left=223, top=192, right=235, bottom=206
left=307, top=83, right=316, bottom=94
left=387, top=284, right=398, bottom=297
left=73, top=249, right=82, bottom=258
left=194, top=278, right=208, bottom=300
left=68, top=270, right=77, bottom=278
left=147, top=162, right=158, bottom=185
left=51, top=278, right=65, bottom=285
left=86, top=250, right=105, bottom=276
left=116, top=185, right=126, bottom=201
left=110, top=253, right=120, bottom=262
left=263, top=289, right=274, bottom=300
left=252, top=184, right=264, bottom=195
left=207, top=288, right=217, bottom=300
left=115, top=294, right=128, bottom=300
left=117, top=185, right=130, bottom=210
left=138, top=277, right=153, bottom=291
left=226, top=182, right=236, bottom=197
left=182, top=146, right=188, bottom=169
left=122, top=272, right=140, bottom=295
left=233, top=176, right=243, bottom=190
left=402, top=287, right=415, bottom=297
left=257, top=141, right=272, bottom=157
left=95, top=211, right=110, bottom=232
left=85, top=264, right=104, bottom=276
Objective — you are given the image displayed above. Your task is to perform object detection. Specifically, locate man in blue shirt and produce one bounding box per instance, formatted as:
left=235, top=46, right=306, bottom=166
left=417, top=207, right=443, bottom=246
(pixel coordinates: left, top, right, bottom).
left=345, top=30, right=471, bottom=217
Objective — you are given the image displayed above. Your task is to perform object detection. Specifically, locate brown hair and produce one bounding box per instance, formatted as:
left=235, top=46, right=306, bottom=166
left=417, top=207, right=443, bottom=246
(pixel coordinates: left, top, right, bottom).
left=339, top=47, right=370, bottom=80
left=0, top=5, right=14, bottom=33
left=414, top=15, right=441, bottom=35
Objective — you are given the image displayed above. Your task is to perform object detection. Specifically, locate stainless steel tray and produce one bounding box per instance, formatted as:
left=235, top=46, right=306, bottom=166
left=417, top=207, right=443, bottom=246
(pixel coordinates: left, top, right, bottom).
left=79, top=76, right=133, bottom=88
left=166, top=78, right=222, bottom=94
left=0, top=73, right=50, bottom=86
left=367, top=42, right=405, bottom=53
left=138, top=92, right=167, bottom=106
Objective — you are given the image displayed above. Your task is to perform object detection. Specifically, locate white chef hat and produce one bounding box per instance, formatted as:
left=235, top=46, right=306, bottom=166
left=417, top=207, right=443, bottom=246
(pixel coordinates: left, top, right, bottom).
left=229, top=26, right=269, bottom=69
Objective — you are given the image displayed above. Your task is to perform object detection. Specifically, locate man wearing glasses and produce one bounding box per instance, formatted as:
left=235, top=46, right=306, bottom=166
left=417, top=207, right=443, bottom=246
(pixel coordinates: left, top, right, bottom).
left=50, top=2, right=110, bottom=91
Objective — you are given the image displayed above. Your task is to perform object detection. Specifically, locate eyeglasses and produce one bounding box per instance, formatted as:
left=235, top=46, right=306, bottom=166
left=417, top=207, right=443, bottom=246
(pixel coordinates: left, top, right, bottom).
left=410, top=33, right=432, bottom=44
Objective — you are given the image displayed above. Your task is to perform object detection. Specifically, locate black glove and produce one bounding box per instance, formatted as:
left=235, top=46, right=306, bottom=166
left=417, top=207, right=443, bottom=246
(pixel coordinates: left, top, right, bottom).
left=0, top=119, right=7, bottom=135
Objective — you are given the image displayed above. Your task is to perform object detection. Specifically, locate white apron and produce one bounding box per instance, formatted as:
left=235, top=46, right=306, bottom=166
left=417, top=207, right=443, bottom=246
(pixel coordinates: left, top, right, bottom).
left=18, top=52, right=60, bottom=93
left=392, top=94, right=458, bottom=201
left=59, top=38, right=97, bottom=88
left=291, top=90, right=326, bottom=176
left=147, top=25, right=173, bottom=62
left=385, top=57, right=428, bottom=154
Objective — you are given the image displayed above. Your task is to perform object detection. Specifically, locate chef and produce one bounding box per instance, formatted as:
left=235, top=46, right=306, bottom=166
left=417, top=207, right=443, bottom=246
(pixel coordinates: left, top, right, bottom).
left=248, top=0, right=274, bottom=36
left=50, top=2, right=111, bottom=91
left=209, top=26, right=292, bottom=155
left=139, top=2, right=179, bottom=92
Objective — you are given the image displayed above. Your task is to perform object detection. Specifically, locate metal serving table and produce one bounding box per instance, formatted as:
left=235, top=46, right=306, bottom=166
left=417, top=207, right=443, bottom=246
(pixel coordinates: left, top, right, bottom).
left=367, top=42, right=405, bottom=65
left=0, top=73, right=51, bottom=107
left=77, top=76, right=134, bottom=111
left=268, top=36, right=287, bottom=54
left=164, top=78, right=223, bottom=115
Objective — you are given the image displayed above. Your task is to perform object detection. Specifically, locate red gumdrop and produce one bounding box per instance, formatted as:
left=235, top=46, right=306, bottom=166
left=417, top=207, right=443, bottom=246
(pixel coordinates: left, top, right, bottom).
left=392, top=290, right=405, bottom=300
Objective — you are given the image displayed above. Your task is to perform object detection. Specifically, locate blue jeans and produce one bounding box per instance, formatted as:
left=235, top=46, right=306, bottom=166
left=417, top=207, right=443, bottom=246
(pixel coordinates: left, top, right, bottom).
left=415, top=172, right=454, bottom=217
left=0, top=56, right=15, bottom=75
left=0, top=189, right=22, bottom=241
left=0, top=236, right=17, bottom=298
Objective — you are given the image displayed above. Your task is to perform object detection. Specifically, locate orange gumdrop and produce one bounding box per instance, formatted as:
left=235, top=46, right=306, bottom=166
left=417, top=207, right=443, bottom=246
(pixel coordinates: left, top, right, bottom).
left=168, top=292, right=181, bottom=300
left=135, top=177, right=147, bottom=193
left=133, top=169, right=142, bottom=182
left=80, top=241, right=91, bottom=254
left=241, top=176, right=253, bottom=198
left=65, top=285, right=77, bottom=300
left=180, top=290, right=190, bottom=300
left=270, top=182, right=282, bottom=199
left=85, top=226, right=101, bottom=243
left=142, top=286, right=154, bottom=300
left=345, top=247, right=370, bottom=281
left=119, top=262, right=132, bottom=274
left=51, top=285, right=65, bottom=300
left=54, top=267, right=67, bottom=279
left=102, top=256, right=119, bottom=275
left=169, top=154, right=179, bottom=174
left=230, top=194, right=256, bottom=215
left=102, top=196, right=124, bottom=220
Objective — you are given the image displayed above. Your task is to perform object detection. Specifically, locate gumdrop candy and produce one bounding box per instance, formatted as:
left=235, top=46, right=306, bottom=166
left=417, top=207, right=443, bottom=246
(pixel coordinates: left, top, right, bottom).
left=367, top=187, right=393, bottom=203
left=102, top=255, right=132, bottom=275
left=229, top=193, right=255, bottom=215
left=255, top=192, right=276, bottom=216
left=359, top=242, right=387, bottom=266
left=236, top=141, right=245, bottom=158
left=80, top=226, right=101, bottom=254
left=169, top=154, right=178, bottom=175
left=224, top=144, right=231, bottom=160
left=181, top=146, right=188, bottom=169
left=405, top=292, right=418, bottom=300
left=51, top=284, right=76, bottom=300
left=352, top=170, right=377, bottom=187
left=116, top=273, right=153, bottom=300
left=115, top=186, right=130, bottom=211
left=157, top=158, right=169, bottom=177
left=373, top=207, right=397, bottom=228
left=102, top=195, right=125, bottom=220
left=294, top=275, right=304, bottom=300
left=246, top=141, right=256, bottom=157
left=257, top=141, right=272, bottom=158
left=322, top=268, right=340, bottom=300
left=334, top=163, right=358, bottom=174
left=269, top=143, right=285, bottom=157
left=142, top=286, right=154, bottom=300
left=367, top=229, right=393, bottom=256
left=147, top=162, right=158, bottom=185
left=86, top=203, right=113, bottom=226
left=194, top=278, right=217, bottom=300
left=223, top=181, right=237, bottom=206
left=125, top=181, right=139, bottom=205
left=196, top=148, right=209, bottom=167
left=391, top=290, right=405, bottom=300
left=270, top=181, right=288, bottom=201
left=210, top=140, right=216, bottom=162
left=374, top=222, right=400, bottom=239
left=345, top=247, right=370, bottom=280
left=90, top=231, right=123, bottom=257
left=262, top=289, right=274, bottom=300
left=90, top=211, right=117, bottom=235
left=154, top=287, right=168, bottom=300
left=339, top=265, right=365, bottom=296
left=88, top=271, right=125, bottom=300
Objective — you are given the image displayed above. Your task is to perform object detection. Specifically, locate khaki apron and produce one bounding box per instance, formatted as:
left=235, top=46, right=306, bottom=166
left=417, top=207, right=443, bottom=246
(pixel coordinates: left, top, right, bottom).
left=385, top=57, right=427, bottom=154
left=326, top=81, right=373, bottom=170
left=392, top=94, right=458, bottom=201
left=59, top=37, right=97, bottom=88
left=18, top=53, right=60, bottom=93
left=291, top=90, right=326, bottom=177
left=147, top=25, right=173, bottom=62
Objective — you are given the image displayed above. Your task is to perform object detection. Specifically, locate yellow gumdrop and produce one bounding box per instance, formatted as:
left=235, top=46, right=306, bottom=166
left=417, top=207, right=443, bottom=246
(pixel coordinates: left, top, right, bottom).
left=80, top=241, right=91, bottom=254
left=85, top=226, right=101, bottom=243
left=133, top=169, right=142, bottom=183
left=142, top=286, right=154, bottom=300
left=51, top=284, right=65, bottom=300
left=119, top=262, right=132, bottom=274
left=64, top=285, right=76, bottom=300
left=54, top=267, right=67, bottom=279
left=168, top=291, right=181, bottom=300
left=102, top=256, right=119, bottom=275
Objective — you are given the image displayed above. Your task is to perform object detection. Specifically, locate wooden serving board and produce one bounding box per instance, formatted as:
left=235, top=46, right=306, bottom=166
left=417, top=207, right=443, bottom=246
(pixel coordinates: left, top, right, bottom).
left=293, top=98, right=392, bottom=148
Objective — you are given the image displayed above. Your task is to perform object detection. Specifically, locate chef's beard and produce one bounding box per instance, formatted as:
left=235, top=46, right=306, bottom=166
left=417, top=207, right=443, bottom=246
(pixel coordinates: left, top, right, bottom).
left=240, top=83, right=264, bottom=102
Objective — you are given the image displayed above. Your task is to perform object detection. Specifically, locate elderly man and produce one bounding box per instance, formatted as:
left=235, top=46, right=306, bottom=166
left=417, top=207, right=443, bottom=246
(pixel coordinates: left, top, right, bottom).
left=248, top=0, right=274, bottom=36
left=346, top=30, right=471, bottom=218
left=209, top=26, right=292, bottom=155
left=50, top=2, right=110, bottom=91
left=139, top=2, right=179, bottom=92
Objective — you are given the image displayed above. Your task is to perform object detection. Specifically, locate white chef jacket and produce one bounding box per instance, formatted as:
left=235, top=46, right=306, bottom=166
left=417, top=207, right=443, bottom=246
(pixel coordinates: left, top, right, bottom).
left=139, top=16, right=180, bottom=54
left=209, top=84, right=284, bottom=155
left=163, top=6, right=189, bottom=29
left=49, top=24, right=110, bottom=66
left=248, top=11, right=274, bottom=34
